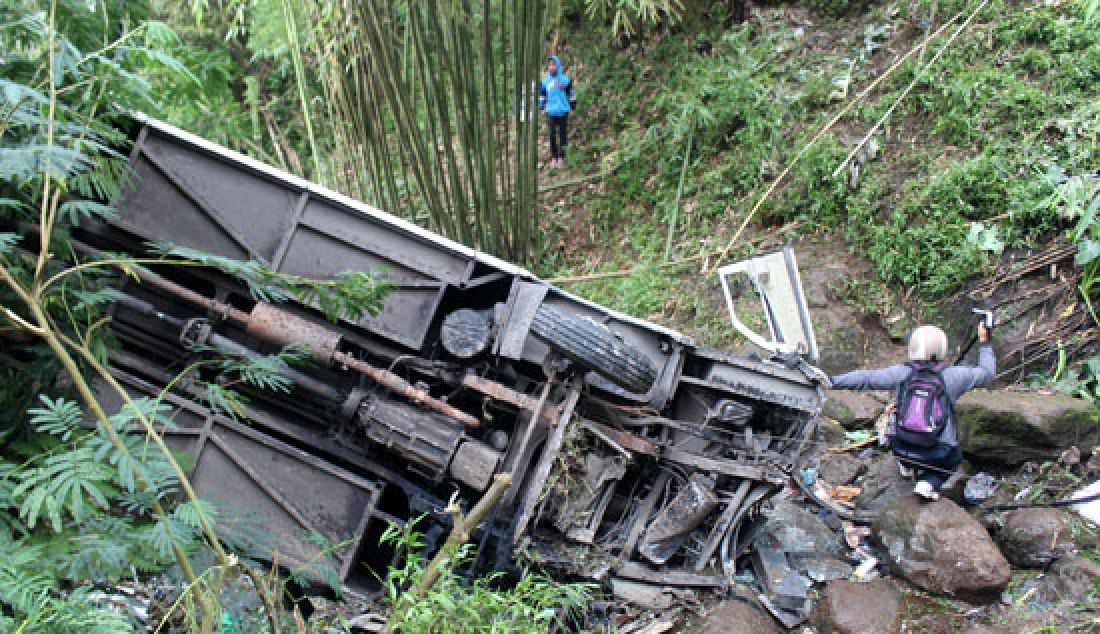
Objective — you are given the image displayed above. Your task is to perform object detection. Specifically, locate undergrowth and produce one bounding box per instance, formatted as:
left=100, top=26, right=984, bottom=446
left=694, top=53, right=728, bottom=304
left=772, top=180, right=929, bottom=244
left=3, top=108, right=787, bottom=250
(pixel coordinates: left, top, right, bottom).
left=381, top=517, right=595, bottom=633
left=548, top=0, right=1099, bottom=360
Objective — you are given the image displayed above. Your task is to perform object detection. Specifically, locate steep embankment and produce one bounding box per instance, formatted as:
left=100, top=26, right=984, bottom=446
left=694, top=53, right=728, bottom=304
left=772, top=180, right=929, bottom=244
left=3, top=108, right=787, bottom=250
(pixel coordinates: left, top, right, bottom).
left=539, top=0, right=1098, bottom=379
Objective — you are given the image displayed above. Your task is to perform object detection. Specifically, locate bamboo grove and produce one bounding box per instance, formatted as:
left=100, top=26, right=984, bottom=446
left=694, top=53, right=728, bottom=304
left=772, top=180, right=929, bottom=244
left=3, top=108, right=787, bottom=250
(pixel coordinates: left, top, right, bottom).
left=295, top=1, right=551, bottom=264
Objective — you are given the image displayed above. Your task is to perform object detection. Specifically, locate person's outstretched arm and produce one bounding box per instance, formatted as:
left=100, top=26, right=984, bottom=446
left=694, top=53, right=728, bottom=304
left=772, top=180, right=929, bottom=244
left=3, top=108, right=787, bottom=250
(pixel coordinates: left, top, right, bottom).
left=831, top=364, right=911, bottom=391
left=946, top=323, right=996, bottom=395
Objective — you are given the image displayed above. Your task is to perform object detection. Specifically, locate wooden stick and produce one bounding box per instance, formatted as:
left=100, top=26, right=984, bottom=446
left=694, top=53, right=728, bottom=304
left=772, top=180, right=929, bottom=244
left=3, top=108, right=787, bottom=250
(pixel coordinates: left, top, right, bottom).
left=410, top=473, right=513, bottom=598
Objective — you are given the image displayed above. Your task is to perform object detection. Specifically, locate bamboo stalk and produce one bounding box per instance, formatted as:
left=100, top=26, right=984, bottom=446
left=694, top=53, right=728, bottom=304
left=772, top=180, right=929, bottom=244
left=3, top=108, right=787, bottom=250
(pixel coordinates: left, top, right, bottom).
left=307, top=0, right=544, bottom=263
left=664, top=122, right=694, bottom=262
left=281, top=0, right=322, bottom=181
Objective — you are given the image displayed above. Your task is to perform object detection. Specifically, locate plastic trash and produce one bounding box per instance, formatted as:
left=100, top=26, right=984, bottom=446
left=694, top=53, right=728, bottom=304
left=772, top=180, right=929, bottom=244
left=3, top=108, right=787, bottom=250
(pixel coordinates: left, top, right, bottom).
left=220, top=613, right=239, bottom=634
left=1070, top=479, right=1100, bottom=524
left=963, top=472, right=998, bottom=505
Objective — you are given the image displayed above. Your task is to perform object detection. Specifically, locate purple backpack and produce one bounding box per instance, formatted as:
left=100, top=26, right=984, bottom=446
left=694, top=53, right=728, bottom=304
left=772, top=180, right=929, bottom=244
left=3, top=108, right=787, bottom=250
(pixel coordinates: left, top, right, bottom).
left=894, top=362, right=952, bottom=447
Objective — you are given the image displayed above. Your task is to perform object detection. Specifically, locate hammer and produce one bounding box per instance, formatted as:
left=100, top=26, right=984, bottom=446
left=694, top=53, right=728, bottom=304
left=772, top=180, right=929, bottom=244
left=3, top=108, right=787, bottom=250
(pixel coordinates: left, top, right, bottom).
left=955, top=308, right=995, bottom=364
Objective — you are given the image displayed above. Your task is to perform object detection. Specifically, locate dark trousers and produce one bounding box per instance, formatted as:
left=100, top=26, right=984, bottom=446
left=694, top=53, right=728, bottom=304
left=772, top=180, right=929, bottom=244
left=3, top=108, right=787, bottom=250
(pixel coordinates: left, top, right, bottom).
left=891, top=440, right=963, bottom=488
left=547, top=114, right=568, bottom=159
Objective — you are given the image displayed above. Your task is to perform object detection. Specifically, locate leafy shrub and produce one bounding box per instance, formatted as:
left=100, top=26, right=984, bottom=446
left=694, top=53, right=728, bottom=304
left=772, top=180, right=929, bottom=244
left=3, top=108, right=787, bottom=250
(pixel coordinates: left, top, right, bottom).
left=382, top=518, right=595, bottom=633
left=804, top=0, right=881, bottom=18
left=781, top=139, right=850, bottom=226
left=0, top=538, right=134, bottom=634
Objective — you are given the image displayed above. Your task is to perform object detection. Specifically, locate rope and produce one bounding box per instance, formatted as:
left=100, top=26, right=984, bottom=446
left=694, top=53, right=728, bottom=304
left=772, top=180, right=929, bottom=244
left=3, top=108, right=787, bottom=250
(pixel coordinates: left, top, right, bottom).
left=831, top=0, right=994, bottom=178
left=712, top=5, right=975, bottom=266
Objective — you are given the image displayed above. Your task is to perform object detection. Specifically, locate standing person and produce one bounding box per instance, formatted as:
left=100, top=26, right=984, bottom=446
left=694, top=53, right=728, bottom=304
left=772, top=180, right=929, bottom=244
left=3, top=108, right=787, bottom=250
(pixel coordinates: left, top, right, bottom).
left=830, top=323, right=995, bottom=500
left=538, top=55, right=576, bottom=169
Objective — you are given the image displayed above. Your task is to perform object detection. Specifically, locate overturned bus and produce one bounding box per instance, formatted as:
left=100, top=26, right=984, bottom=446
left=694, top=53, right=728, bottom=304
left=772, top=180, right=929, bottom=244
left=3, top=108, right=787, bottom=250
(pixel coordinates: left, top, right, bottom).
left=78, top=116, right=827, bottom=605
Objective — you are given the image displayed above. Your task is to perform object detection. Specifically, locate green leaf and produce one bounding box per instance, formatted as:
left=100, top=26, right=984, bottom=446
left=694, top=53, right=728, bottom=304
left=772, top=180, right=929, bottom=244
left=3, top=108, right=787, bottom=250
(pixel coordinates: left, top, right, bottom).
left=172, top=498, right=217, bottom=529
left=1076, top=239, right=1100, bottom=266
left=27, top=395, right=83, bottom=440
left=967, top=222, right=1005, bottom=255
left=0, top=232, right=20, bottom=255
left=0, top=145, right=93, bottom=181
left=1075, top=191, right=1099, bottom=241
left=57, top=200, right=117, bottom=224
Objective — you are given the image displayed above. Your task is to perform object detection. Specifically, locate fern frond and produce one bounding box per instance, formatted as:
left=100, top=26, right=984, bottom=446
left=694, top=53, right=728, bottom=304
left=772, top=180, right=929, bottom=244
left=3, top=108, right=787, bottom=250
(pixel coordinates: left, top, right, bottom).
left=13, top=446, right=114, bottom=531
left=142, top=514, right=196, bottom=558
left=0, top=231, right=20, bottom=256
left=27, top=395, right=83, bottom=440
left=57, top=200, right=117, bottom=224
left=173, top=498, right=218, bottom=529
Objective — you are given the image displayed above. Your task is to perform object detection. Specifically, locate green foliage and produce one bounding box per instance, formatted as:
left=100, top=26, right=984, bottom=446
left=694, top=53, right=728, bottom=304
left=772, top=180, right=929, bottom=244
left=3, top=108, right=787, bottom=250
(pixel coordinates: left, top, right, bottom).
left=0, top=4, right=392, bottom=632
left=1041, top=355, right=1100, bottom=404
left=194, top=343, right=309, bottom=420
left=0, top=539, right=135, bottom=634
left=804, top=0, right=880, bottom=18
left=846, top=167, right=990, bottom=296
left=381, top=518, right=595, bottom=633
left=584, top=0, right=685, bottom=41
left=573, top=262, right=678, bottom=319
left=0, top=395, right=187, bottom=629
left=148, top=242, right=395, bottom=323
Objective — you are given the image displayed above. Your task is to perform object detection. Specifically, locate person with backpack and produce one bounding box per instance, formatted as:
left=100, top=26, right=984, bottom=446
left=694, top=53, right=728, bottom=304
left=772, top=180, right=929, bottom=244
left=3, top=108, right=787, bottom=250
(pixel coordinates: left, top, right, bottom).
left=538, top=55, right=576, bottom=169
left=829, top=323, right=995, bottom=499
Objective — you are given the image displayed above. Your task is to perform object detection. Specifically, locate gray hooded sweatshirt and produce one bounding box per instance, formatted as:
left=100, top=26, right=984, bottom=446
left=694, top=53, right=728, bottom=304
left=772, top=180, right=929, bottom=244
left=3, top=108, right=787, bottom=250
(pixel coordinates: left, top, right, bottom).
left=830, top=343, right=996, bottom=446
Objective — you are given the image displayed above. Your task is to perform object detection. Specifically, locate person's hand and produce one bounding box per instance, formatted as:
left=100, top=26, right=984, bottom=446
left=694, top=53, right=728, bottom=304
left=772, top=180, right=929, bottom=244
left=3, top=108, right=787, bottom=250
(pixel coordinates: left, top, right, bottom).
left=978, top=321, right=990, bottom=343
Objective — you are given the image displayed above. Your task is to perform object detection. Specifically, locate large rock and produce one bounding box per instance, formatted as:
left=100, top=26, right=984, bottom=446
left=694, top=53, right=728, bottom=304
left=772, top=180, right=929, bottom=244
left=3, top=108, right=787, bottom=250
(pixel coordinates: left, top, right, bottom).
left=817, top=416, right=848, bottom=447
left=819, top=452, right=866, bottom=486
left=817, top=327, right=867, bottom=378
left=695, top=598, right=783, bottom=634
left=810, top=579, right=902, bottom=634
left=824, top=390, right=884, bottom=430
left=956, top=390, right=1100, bottom=465
left=873, top=496, right=1010, bottom=602
left=854, top=454, right=912, bottom=513
left=996, top=508, right=1075, bottom=568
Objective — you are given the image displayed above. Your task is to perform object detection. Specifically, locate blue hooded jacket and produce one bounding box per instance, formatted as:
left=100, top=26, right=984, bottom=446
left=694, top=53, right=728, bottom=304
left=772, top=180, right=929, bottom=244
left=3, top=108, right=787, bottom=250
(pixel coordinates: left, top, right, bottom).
left=539, top=56, right=575, bottom=117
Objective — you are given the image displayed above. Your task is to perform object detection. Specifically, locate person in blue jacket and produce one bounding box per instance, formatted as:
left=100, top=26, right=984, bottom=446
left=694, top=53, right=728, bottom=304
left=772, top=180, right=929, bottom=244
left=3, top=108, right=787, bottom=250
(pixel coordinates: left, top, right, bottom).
left=538, top=55, right=576, bottom=169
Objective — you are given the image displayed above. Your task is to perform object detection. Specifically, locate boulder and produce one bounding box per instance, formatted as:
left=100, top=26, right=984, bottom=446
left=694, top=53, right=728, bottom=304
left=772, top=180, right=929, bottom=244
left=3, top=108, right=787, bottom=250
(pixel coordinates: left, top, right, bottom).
left=818, top=416, right=849, bottom=448
left=1035, top=555, right=1100, bottom=604
left=817, top=327, right=867, bottom=377
left=819, top=452, right=866, bottom=486
left=695, top=598, right=783, bottom=634
left=873, top=496, right=1010, bottom=602
left=810, top=579, right=902, bottom=634
left=824, top=390, right=884, bottom=430
left=996, top=508, right=1075, bottom=568
left=855, top=454, right=912, bottom=513
left=956, top=390, right=1100, bottom=465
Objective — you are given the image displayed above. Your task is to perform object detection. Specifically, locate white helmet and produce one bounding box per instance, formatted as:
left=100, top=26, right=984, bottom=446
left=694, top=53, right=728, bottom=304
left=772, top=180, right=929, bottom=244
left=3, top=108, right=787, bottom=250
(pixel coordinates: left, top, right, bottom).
left=908, top=325, right=948, bottom=362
